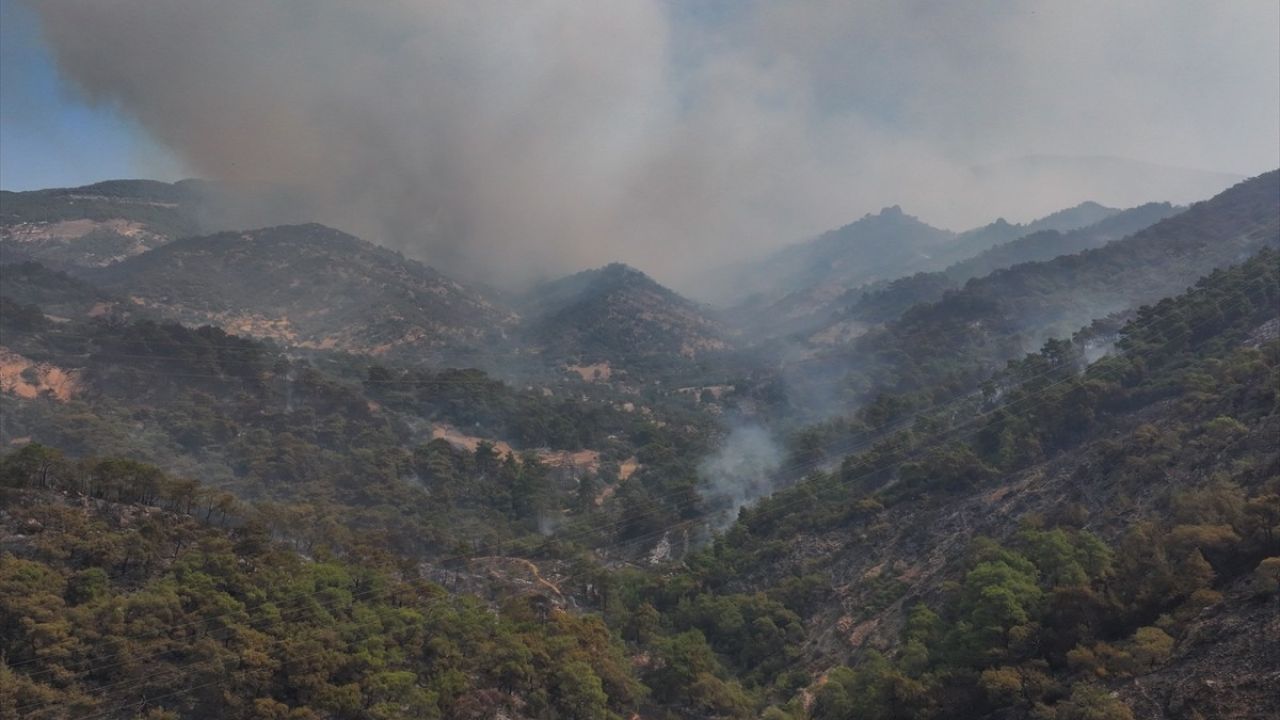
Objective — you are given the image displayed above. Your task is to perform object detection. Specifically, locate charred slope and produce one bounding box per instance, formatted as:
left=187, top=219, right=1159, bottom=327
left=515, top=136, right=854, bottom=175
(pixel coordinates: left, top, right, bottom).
left=88, top=223, right=516, bottom=358
left=0, top=261, right=124, bottom=320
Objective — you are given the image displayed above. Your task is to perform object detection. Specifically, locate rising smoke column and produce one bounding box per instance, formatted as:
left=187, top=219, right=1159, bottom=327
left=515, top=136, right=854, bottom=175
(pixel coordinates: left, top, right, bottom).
left=697, top=423, right=783, bottom=529
left=23, top=1, right=1278, bottom=289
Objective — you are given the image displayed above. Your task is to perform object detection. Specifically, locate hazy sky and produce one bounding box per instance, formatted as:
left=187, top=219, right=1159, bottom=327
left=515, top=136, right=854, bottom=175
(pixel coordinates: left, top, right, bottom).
left=2, top=0, right=1277, bottom=287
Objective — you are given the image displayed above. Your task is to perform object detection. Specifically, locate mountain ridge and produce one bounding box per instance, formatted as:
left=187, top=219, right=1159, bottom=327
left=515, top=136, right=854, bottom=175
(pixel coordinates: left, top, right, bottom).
left=521, top=262, right=730, bottom=369
left=85, top=222, right=517, bottom=358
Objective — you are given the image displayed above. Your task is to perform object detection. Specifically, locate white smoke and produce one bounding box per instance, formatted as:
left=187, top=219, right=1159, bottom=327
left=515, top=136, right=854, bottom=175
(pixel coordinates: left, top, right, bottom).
left=698, top=423, right=783, bottom=529
left=19, top=1, right=1277, bottom=289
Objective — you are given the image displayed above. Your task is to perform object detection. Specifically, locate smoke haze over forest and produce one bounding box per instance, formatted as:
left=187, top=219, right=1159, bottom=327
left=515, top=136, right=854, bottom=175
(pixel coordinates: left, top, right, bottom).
left=6, top=0, right=1279, bottom=287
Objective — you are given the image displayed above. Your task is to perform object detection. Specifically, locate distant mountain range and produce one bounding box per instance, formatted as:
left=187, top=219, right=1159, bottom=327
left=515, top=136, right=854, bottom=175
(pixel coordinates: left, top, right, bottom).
left=700, top=201, right=1122, bottom=310
left=786, top=170, right=1280, bottom=413
left=836, top=201, right=1183, bottom=325
left=1, top=171, right=1270, bottom=386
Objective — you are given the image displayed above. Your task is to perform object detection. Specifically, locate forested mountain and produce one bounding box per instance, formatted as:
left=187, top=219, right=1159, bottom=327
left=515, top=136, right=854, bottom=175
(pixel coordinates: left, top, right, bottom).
left=718, top=203, right=1132, bottom=343
left=944, top=202, right=1180, bottom=286
left=1, top=261, right=123, bottom=320
left=0, top=257, right=726, bottom=558
left=0, top=180, right=210, bottom=269
left=1, top=465, right=645, bottom=720
left=705, top=201, right=1120, bottom=309
left=1009, top=200, right=1124, bottom=236
left=722, top=206, right=954, bottom=306
left=521, top=263, right=730, bottom=371
left=838, top=202, right=1182, bottom=325
left=43, top=224, right=736, bottom=378
left=86, top=223, right=517, bottom=360
left=783, top=171, right=1280, bottom=414
left=2, top=171, right=1278, bottom=720
left=940, top=201, right=1123, bottom=268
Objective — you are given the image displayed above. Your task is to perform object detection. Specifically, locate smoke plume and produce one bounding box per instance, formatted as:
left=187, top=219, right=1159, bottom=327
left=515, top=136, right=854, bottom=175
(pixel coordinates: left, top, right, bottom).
left=698, top=423, right=783, bottom=529
left=22, top=1, right=1279, bottom=289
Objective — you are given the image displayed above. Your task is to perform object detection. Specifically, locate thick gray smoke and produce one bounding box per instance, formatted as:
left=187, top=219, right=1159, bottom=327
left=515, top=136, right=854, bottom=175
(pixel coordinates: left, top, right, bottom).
left=24, top=1, right=1279, bottom=288
left=698, top=423, right=783, bottom=529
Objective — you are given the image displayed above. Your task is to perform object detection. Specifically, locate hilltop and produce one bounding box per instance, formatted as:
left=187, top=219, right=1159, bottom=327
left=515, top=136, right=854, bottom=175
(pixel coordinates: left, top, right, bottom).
left=522, top=263, right=730, bottom=371
left=0, top=179, right=211, bottom=268
left=86, top=223, right=516, bottom=359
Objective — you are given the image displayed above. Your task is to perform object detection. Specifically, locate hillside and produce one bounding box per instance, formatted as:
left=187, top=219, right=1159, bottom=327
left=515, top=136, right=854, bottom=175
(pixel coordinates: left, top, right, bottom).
left=2, top=176, right=1276, bottom=720
left=6, top=3, right=1277, bottom=718
left=694, top=250, right=1280, bottom=718
left=86, top=223, right=517, bottom=359
left=0, top=472, right=644, bottom=720
left=0, top=179, right=211, bottom=269
left=5, top=249, right=1274, bottom=720
left=0, top=270, right=723, bottom=550
left=706, top=206, right=954, bottom=309
left=720, top=203, right=1129, bottom=342
left=945, top=202, right=1180, bottom=284
left=941, top=200, right=1123, bottom=267
left=837, top=201, right=1182, bottom=325
left=806, top=170, right=1280, bottom=406
left=1, top=174, right=1275, bottom=720
left=522, top=263, right=730, bottom=372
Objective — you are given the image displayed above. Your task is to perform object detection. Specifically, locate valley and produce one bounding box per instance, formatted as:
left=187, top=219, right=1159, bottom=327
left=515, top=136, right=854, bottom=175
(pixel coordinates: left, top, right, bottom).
left=2, top=170, right=1277, bottom=719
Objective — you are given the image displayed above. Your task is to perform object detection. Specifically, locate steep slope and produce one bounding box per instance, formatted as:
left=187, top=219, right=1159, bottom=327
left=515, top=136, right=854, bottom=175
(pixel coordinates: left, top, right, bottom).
left=940, top=200, right=1123, bottom=266
left=0, top=261, right=124, bottom=320
left=946, top=201, right=1179, bottom=282
left=720, top=203, right=1129, bottom=342
left=837, top=201, right=1182, bottom=325
left=87, top=223, right=516, bottom=358
left=0, top=295, right=713, bottom=552
left=821, top=170, right=1279, bottom=400
left=0, top=179, right=210, bottom=268
left=693, top=251, right=1280, bottom=718
left=708, top=206, right=954, bottom=308
left=704, top=201, right=1122, bottom=310
left=523, top=263, right=729, bottom=369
